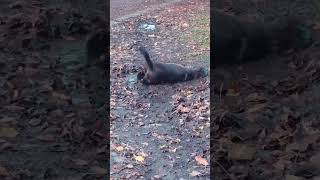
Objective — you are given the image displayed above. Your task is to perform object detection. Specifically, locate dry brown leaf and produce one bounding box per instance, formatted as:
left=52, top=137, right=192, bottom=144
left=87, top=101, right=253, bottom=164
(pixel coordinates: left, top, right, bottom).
left=36, top=134, right=56, bottom=142
left=246, top=93, right=267, bottom=102
left=63, top=35, right=76, bottom=41
left=90, top=166, right=108, bottom=175
left=115, top=145, right=124, bottom=152
left=0, top=117, right=16, bottom=124
left=72, top=159, right=88, bottom=166
left=13, top=90, right=19, bottom=100
left=195, top=155, right=209, bottom=166
left=0, top=165, right=9, bottom=176
left=28, top=118, right=42, bottom=126
left=110, top=101, right=116, bottom=106
left=169, top=148, right=177, bottom=153
left=52, top=92, right=71, bottom=101
left=126, top=164, right=134, bottom=169
left=226, top=89, right=240, bottom=97
left=0, top=127, right=18, bottom=137
left=314, top=22, right=320, bottom=30
left=246, top=103, right=267, bottom=113
left=190, top=170, right=201, bottom=177
left=228, top=144, right=256, bottom=160
left=177, top=104, right=190, bottom=113
left=182, top=22, right=189, bottom=27
left=134, top=155, right=145, bottom=163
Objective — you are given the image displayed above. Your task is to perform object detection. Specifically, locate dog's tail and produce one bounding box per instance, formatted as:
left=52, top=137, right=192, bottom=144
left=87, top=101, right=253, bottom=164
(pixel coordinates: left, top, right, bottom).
left=139, top=46, right=153, bottom=71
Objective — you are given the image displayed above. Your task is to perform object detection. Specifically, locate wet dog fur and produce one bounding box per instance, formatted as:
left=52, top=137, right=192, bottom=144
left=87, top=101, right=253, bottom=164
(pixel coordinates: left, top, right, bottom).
left=213, top=10, right=313, bottom=66
left=137, top=47, right=208, bottom=85
left=86, top=29, right=108, bottom=67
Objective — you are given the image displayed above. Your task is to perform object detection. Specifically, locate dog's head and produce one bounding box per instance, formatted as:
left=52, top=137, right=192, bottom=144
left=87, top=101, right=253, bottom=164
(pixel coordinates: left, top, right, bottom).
left=196, top=67, right=209, bottom=78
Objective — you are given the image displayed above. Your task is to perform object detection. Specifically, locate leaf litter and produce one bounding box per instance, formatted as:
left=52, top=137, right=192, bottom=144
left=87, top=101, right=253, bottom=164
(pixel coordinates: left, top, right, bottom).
left=0, top=0, right=108, bottom=179
left=110, top=0, right=210, bottom=179
left=211, top=0, right=320, bottom=179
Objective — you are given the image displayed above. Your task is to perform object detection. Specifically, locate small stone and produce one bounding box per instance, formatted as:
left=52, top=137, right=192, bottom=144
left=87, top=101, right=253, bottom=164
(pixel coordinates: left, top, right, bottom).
left=182, top=23, right=189, bottom=27
left=28, top=118, right=42, bottom=126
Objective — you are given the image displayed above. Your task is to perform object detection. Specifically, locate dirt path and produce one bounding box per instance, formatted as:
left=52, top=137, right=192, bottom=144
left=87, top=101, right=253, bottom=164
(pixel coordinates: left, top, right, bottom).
left=110, top=0, right=210, bottom=179
left=111, top=0, right=183, bottom=21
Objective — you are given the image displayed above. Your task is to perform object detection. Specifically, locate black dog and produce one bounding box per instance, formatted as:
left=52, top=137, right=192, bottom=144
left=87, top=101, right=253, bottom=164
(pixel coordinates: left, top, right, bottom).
left=213, top=10, right=313, bottom=66
left=85, top=29, right=108, bottom=67
left=137, top=47, right=208, bottom=85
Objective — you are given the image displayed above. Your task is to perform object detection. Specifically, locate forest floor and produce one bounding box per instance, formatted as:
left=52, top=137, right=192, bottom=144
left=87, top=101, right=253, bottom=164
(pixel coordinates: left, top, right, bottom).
left=110, top=0, right=210, bottom=179
left=0, top=0, right=108, bottom=179
left=212, top=0, right=320, bottom=179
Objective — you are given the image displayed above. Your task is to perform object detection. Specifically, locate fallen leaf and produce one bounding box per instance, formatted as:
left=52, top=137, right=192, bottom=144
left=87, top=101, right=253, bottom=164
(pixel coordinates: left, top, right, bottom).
left=63, top=36, right=76, bottom=41
left=226, top=89, right=240, bottom=97
left=115, top=145, right=124, bottom=152
left=0, top=117, right=16, bottom=124
left=182, top=22, right=189, bottom=27
left=246, top=104, right=267, bottom=113
left=52, top=92, right=71, bottom=101
left=154, top=174, right=165, bottom=179
left=90, top=166, right=108, bottom=175
left=15, top=169, right=32, bottom=177
left=195, top=155, right=209, bottom=166
left=285, top=175, right=304, bottom=180
left=273, top=160, right=290, bottom=171
left=190, top=170, right=201, bottom=177
left=228, top=144, right=256, bottom=160
left=0, top=165, right=9, bottom=176
left=310, top=152, right=320, bottom=167
left=126, top=164, right=134, bottom=169
left=28, top=118, right=42, bottom=126
left=36, top=134, right=56, bottom=142
left=72, top=159, right=88, bottom=166
left=134, top=155, right=145, bottom=163
left=0, top=142, right=13, bottom=151
left=169, top=148, right=177, bottom=153
left=0, top=127, right=18, bottom=137
left=177, top=104, right=190, bottom=113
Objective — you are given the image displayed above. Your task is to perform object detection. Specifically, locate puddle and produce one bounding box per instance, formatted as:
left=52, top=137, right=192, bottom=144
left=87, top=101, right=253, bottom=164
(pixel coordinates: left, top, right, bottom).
left=125, top=73, right=138, bottom=89
left=138, top=22, right=157, bottom=33
left=48, top=39, right=86, bottom=86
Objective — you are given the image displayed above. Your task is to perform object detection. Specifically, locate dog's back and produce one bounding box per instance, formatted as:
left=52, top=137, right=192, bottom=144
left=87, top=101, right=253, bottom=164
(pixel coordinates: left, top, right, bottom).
left=213, top=10, right=313, bottom=66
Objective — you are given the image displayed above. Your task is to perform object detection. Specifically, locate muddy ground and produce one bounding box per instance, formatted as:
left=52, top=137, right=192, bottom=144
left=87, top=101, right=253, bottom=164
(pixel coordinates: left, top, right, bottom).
left=0, top=0, right=108, bottom=179
left=1, top=0, right=320, bottom=179
left=110, top=0, right=210, bottom=179
left=212, top=0, right=320, bottom=180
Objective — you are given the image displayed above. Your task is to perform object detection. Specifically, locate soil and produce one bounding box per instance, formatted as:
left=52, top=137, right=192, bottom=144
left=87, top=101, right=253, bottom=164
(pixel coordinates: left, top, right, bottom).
left=212, top=1, right=320, bottom=180
left=0, top=0, right=108, bottom=179
left=110, top=0, right=210, bottom=179
left=1, top=0, right=319, bottom=179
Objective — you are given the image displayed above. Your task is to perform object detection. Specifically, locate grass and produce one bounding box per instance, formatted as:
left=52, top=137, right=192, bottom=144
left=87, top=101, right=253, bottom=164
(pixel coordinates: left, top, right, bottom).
left=190, top=12, right=210, bottom=49
left=177, top=10, right=210, bottom=62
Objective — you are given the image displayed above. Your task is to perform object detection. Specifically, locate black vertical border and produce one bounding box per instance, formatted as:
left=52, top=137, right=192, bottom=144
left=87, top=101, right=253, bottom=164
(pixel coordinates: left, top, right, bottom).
left=209, top=1, right=214, bottom=179
left=105, top=0, right=111, bottom=179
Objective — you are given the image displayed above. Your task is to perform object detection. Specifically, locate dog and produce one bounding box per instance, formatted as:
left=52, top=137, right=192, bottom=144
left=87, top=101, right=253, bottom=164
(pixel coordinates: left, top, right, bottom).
left=137, top=46, right=208, bottom=85
left=213, top=10, right=313, bottom=66
left=85, top=29, right=108, bottom=67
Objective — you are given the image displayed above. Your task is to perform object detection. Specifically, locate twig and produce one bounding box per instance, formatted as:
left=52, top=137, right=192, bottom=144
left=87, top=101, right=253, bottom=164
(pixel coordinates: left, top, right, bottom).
left=213, top=158, right=237, bottom=180
left=219, top=82, right=224, bottom=103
